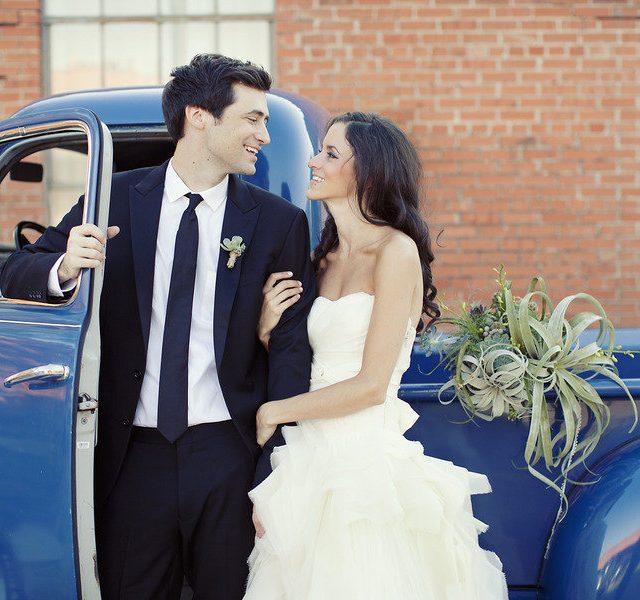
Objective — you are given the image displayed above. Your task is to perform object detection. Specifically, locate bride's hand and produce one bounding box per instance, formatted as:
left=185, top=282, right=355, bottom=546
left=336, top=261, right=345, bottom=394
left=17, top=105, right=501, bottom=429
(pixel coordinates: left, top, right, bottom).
left=256, top=402, right=277, bottom=447
left=257, top=271, right=303, bottom=348
left=252, top=507, right=265, bottom=538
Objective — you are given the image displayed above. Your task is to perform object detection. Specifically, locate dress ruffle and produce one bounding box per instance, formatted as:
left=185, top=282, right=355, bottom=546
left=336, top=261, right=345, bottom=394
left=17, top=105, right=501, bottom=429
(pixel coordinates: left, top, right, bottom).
left=245, top=419, right=507, bottom=600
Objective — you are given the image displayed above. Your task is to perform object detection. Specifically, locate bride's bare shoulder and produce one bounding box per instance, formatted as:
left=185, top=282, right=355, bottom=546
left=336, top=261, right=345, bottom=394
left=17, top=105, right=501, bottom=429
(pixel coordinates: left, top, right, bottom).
left=372, top=231, right=421, bottom=299
left=376, top=230, right=419, bottom=267
left=372, top=231, right=421, bottom=321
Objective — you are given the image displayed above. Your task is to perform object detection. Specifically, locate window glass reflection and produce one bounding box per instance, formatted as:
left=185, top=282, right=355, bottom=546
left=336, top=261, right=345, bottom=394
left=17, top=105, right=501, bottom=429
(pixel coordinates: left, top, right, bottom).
left=160, top=0, right=214, bottom=15
left=102, top=0, right=158, bottom=17
left=104, top=24, right=160, bottom=87
left=49, top=148, right=86, bottom=190
left=44, top=0, right=100, bottom=17
left=47, top=149, right=87, bottom=226
left=218, top=0, right=274, bottom=15
left=160, top=22, right=217, bottom=82
left=218, top=21, right=271, bottom=72
left=50, top=24, right=102, bottom=94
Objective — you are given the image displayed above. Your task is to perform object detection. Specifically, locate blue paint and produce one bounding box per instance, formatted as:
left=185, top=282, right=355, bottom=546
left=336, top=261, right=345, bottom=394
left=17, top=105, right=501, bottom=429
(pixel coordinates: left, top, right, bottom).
left=539, top=439, right=640, bottom=600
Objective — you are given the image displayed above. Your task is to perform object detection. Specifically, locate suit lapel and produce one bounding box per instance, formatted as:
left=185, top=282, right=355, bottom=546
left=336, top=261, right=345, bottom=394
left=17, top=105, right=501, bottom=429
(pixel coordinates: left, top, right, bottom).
left=214, top=175, right=261, bottom=371
left=130, top=161, right=169, bottom=351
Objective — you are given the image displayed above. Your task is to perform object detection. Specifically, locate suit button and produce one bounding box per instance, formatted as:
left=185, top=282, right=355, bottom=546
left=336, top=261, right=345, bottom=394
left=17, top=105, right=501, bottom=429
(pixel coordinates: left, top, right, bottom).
left=133, top=370, right=143, bottom=381
left=122, top=418, right=131, bottom=427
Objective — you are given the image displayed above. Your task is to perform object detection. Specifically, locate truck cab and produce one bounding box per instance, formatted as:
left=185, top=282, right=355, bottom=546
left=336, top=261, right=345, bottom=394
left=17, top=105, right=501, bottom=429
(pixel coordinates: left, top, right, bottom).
left=0, top=88, right=638, bottom=600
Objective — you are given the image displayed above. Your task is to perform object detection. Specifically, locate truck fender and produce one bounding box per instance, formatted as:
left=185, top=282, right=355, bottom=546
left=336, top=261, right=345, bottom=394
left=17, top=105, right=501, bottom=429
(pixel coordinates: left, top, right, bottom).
left=539, top=438, right=640, bottom=600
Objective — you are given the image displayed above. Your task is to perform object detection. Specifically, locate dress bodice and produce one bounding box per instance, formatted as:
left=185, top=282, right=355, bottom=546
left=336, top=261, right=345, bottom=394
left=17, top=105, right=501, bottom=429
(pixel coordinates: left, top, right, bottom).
left=306, top=292, right=418, bottom=433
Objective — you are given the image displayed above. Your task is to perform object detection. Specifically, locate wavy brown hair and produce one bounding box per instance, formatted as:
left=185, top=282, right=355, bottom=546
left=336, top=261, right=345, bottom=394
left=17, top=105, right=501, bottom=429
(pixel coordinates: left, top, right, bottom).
left=312, top=112, right=439, bottom=330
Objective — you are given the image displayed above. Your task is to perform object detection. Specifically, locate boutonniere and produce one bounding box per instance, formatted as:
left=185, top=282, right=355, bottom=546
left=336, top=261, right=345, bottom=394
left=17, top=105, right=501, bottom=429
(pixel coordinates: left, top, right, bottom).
left=220, top=236, right=246, bottom=268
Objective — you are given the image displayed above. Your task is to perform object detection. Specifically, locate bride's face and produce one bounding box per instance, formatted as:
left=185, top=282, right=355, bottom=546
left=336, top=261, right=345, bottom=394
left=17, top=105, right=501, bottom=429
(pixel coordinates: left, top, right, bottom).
left=306, top=123, right=356, bottom=203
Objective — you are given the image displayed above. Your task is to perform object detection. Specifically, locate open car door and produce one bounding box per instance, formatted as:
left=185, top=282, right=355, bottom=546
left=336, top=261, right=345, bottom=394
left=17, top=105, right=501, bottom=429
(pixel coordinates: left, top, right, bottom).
left=0, top=108, right=112, bottom=599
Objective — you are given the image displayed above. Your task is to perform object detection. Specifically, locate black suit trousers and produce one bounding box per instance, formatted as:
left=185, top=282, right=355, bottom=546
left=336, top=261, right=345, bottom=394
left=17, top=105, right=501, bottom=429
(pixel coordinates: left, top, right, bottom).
left=95, top=422, right=255, bottom=600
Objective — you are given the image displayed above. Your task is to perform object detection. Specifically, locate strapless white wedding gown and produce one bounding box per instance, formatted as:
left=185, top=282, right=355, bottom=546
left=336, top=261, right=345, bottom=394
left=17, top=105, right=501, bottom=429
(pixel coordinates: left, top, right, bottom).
left=244, top=293, right=508, bottom=600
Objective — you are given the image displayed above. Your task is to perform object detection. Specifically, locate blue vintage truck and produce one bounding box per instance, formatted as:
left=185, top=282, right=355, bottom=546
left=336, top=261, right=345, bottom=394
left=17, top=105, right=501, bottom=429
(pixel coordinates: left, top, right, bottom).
left=0, top=88, right=638, bottom=599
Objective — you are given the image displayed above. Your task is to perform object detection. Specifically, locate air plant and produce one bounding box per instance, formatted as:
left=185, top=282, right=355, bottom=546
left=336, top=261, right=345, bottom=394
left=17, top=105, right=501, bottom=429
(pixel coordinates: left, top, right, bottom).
left=424, top=266, right=638, bottom=509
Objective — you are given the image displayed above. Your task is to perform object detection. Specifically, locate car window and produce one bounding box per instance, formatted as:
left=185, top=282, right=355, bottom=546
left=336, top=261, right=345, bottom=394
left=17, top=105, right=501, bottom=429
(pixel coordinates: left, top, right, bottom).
left=0, top=134, right=93, bottom=303
left=0, top=147, right=86, bottom=247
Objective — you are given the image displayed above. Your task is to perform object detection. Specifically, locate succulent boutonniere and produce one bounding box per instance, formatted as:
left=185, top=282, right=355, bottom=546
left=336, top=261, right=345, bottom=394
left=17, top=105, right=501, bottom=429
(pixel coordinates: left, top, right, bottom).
left=220, top=236, right=246, bottom=268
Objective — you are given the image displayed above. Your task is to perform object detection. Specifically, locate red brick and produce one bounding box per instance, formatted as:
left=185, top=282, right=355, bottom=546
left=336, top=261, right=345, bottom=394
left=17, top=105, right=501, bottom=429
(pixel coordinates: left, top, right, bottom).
left=5, top=0, right=640, bottom=326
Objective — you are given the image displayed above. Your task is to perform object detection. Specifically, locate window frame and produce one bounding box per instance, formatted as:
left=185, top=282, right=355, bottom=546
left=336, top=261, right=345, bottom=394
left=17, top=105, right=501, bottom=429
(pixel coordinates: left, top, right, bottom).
left=41, top=2, right=276, bottom=95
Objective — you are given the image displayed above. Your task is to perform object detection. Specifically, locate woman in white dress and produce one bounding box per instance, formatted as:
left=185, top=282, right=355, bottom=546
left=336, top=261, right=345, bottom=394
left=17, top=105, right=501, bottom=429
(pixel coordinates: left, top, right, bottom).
left=243, top=112, right=508, bottom=600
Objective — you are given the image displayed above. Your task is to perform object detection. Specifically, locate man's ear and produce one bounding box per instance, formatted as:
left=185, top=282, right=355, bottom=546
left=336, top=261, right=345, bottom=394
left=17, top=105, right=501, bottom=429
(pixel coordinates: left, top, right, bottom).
left=184, top=105, right=207, bottom=131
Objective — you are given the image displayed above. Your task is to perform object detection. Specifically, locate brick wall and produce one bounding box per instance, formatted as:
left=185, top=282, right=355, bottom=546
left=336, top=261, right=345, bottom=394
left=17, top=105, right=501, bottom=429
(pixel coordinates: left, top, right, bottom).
left=0, top=0, right=44, bottom=244
left=275, top=0, right=640, bottom=328
left=0, top=0, right=638, bottom=328
left=0, top=0, right=41, bottom=118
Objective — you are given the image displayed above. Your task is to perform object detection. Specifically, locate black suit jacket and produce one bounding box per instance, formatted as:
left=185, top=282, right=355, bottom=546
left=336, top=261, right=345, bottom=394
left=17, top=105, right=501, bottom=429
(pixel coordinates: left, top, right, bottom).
left=0, top=161, right=315, bottom=506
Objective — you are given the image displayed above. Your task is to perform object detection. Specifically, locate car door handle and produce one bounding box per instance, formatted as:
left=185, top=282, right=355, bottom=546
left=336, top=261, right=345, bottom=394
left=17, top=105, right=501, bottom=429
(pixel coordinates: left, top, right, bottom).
left=4, top=363, right=71, bottom=387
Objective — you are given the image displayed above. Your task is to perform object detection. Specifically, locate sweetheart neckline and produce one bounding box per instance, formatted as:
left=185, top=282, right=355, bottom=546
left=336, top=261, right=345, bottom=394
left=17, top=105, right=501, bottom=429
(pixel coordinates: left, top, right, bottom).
left=313, top=292, right=419, bottom=334
left=316, top=291, right=375, bottom=303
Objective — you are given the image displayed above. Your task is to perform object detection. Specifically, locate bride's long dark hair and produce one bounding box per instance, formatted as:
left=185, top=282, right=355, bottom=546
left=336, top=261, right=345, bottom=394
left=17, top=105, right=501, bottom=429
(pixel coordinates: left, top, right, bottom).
left=312, top=112, right=439, bottom=330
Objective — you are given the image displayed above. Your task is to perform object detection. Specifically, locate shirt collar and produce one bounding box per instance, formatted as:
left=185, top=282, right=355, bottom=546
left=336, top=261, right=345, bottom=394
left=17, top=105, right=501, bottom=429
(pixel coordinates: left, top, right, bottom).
left=165, top=159, right=228, bottom=212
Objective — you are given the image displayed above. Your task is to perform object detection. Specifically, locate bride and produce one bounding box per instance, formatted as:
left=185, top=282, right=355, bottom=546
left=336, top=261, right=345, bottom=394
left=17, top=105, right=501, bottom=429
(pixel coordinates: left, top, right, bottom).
left=243, top=112, right=508, bottom=599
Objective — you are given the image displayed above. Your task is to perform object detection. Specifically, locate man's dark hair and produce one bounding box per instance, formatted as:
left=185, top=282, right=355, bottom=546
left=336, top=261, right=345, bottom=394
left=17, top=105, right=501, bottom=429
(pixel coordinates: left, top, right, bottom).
left=162, top=53, right=272, bottom=143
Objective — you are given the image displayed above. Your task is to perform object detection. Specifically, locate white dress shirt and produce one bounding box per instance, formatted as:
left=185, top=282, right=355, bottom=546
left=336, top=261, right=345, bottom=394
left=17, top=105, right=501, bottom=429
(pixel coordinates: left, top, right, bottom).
left=135, top=161, right=231, bottom=426
left=49, top=160, right=232, bottom=427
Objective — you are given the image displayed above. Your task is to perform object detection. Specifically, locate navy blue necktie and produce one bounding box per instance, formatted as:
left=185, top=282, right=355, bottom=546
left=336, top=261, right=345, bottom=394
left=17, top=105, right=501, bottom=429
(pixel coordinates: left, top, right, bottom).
left=157, top=192, right=203, bottom=442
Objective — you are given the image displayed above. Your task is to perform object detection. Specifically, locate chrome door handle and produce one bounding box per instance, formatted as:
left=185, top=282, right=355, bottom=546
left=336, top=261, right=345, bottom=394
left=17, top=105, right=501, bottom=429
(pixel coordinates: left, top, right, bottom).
left=4, top=363, right=70, bottom=387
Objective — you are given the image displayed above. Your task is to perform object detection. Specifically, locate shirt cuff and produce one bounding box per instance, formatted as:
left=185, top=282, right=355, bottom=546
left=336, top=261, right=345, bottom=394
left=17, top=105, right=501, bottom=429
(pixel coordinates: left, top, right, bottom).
left=48, top=254, right=77, bottom=297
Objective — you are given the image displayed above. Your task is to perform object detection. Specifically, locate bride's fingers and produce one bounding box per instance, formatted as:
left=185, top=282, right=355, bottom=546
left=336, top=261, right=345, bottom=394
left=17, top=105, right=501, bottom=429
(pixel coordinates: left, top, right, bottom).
left=262, top=271, right=293, bottom=294
left=264, top=281, right=302, bottom=308
left=265, top=291, right=301, bottom=319
left=252, top=508, right=265, bottom=538
left=270, top=289, right=301, bottom=314
left=264, top=278, right=301, bottom=300
left=271, top=283, right=302, bottom=303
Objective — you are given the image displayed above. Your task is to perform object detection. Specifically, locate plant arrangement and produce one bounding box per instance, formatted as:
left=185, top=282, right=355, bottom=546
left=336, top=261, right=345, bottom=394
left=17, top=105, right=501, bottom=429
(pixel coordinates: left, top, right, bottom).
left=423, top=266, right=638, bottom=509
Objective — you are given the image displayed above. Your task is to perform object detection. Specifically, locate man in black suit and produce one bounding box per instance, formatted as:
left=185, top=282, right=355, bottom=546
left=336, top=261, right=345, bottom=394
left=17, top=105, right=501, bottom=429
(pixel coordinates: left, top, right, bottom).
left=0, top=54, right=315, bottom=599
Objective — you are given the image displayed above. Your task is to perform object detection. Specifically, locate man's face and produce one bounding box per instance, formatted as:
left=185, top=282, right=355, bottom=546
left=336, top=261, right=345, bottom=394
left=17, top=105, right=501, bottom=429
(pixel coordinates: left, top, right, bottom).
left=203, top=83, right=271, bottom=176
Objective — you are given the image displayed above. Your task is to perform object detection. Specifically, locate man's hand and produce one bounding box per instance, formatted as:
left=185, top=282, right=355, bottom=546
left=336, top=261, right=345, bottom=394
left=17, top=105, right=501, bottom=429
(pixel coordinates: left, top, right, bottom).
left=252, top=507, right=265, bottom=538
left=58, top=224, right=120, bottom=284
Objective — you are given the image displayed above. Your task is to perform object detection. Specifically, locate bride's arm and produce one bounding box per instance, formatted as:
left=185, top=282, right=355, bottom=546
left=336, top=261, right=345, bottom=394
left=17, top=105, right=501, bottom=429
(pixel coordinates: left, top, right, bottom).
left=257, top=235, right=421, bottom=445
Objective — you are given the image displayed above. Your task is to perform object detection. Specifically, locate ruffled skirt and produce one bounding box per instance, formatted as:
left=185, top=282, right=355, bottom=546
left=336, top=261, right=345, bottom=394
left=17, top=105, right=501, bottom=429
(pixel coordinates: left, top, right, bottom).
left=244, top=405, right=508, bottom=600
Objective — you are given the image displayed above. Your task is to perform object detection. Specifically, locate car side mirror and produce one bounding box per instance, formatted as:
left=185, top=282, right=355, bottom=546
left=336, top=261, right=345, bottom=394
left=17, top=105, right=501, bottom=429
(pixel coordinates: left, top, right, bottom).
left=10, top=161, right=44, bottom=183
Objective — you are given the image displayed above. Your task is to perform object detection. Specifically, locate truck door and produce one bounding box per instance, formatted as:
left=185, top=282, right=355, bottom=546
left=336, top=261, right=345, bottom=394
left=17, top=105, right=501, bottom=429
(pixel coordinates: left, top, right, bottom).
left=0, top=108, right=112, bottom=599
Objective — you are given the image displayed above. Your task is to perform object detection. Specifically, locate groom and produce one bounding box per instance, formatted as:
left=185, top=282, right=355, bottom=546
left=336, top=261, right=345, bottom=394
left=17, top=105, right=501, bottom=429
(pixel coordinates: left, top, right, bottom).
left=0, top=54, right=315, bottom=599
